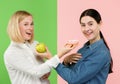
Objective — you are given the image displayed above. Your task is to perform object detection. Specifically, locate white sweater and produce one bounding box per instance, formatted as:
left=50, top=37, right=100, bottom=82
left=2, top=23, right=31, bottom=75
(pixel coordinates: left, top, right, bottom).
left=4, top=41, right=60, bottom=84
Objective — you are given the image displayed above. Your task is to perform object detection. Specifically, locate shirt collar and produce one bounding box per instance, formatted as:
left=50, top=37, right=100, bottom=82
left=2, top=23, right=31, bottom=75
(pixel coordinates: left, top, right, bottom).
left=84, top=39, right=104, bottom=50
left=11, top=41, right=31, bottom=48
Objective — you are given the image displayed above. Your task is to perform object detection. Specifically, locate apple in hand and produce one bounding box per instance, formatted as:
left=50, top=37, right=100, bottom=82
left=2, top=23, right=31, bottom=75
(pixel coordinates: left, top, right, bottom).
left=36, top=43, right=46, bottom=53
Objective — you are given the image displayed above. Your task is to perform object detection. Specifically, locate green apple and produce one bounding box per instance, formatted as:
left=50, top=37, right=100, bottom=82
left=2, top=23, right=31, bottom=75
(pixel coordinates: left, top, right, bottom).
left=36, top=43, right=46, bottom=53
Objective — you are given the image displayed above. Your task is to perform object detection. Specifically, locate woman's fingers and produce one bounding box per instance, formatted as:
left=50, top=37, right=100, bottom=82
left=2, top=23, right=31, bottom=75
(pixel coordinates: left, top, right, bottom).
left=73, top=55, right=82, bottom=59
left=72, top=57, right=81, bottom=61
left=69, top=53, right=82, bottom=64
left=65, top=40, right=79, bottom=49
left=72, top=60, right=78, bottom=63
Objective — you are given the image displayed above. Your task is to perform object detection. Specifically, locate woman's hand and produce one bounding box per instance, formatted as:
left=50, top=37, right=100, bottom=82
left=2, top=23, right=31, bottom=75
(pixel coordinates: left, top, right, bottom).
left=63, top=53, right=82, bottom=66
left=57, top=40, right=79, bottom=58
left=36, top=47, right=52, bottom=60
left=40, top=72, right=51, bottom=80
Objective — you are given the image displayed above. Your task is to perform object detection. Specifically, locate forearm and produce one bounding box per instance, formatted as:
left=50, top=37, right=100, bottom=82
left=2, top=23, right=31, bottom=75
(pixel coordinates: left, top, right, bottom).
left=29, top=63, right=52, bottom=78
left=5, top=53, right=52, bottom=78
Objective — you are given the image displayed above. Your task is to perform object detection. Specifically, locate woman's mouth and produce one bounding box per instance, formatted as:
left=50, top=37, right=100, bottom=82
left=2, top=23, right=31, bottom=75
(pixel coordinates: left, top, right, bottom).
left=26, top=32, right=32, bottom=36
left=84, top=30, right=93, bottom=36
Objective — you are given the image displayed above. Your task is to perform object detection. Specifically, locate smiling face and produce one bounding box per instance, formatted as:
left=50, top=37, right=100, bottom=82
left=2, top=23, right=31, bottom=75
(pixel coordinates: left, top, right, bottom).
left=80, top=16, right=101, bottom=44
left=19, top=16, right=34, bottom=42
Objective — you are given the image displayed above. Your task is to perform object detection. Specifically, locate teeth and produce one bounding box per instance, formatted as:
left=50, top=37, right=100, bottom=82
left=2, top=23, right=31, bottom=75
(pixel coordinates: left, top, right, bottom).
left=85, top=30, right=92, bottom=35
left=26, top=32, right=31, bottom=35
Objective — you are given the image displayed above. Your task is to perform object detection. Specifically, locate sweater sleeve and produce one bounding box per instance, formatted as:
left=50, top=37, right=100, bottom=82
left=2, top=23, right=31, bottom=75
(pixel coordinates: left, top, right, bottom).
left=4, top=49, right=52, bottom=78
left=46, top=55, right=60, bottom=68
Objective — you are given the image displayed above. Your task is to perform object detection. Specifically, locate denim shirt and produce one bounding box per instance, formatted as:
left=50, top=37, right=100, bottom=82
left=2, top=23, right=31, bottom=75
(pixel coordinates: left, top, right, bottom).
left=56, top=39, right=111, bottom=84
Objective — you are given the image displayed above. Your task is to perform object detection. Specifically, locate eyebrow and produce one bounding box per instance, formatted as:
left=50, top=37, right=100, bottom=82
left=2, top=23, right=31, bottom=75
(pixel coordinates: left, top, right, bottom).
left=81, top=21, right=94, bottom=24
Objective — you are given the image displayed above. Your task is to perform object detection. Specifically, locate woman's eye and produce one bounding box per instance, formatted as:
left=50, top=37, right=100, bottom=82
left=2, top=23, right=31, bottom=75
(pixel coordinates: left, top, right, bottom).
left=90, top=23, right=93, bottom=25
left=24, top=24, right=28, bottom=26
left=88, top=23, right=93, bottom=26
left=88, top=22, right=93, bottom=26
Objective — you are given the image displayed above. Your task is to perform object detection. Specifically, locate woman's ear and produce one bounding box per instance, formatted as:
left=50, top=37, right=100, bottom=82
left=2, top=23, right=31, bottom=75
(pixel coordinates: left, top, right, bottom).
left=98, top=21, right=102, bottom=30
left=99, top=21, right=102, bottom=26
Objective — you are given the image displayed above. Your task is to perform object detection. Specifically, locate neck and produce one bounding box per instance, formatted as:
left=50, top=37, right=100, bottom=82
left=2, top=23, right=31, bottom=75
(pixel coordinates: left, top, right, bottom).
left=90, top=35, right=101, bottom=44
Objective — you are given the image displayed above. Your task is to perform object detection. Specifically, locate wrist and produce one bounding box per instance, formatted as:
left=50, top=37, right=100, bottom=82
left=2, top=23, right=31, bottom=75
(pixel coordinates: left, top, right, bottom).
left=47, top=55, right=52, bottom=59
left=57, top=53, right=63, bottom=58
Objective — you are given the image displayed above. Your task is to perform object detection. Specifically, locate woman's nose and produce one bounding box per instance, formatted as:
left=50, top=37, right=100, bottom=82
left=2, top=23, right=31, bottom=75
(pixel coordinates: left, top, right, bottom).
left=29, top=25, right=33, bottom=30
left=84, top=26, right=90, bottom=31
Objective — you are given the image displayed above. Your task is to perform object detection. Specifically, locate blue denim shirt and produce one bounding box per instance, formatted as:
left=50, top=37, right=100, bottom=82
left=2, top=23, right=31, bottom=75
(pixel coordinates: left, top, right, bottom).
left=56, top=39, right=111, bottom=84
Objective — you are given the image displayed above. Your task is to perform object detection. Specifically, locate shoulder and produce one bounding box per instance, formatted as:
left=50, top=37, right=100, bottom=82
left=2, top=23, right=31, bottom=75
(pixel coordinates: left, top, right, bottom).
left=88, top=41, right=111, bottom=63
left=4, top=43, right=17, bottom=55
left=92, top=46, right=111, bottom=64
left=96, top=42, right=110, bottom=58
left=4, top=42, right=25, bottom=59
left=4, top=45, right=21, bottom=63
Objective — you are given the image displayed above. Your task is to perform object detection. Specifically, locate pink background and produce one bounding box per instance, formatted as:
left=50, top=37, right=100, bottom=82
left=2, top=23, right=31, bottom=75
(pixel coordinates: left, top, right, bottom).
left=57, top=0, right=120, bottom=84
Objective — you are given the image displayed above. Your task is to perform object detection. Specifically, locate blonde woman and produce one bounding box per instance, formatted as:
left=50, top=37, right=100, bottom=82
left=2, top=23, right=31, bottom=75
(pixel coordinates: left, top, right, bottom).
left=4, top=10, right=79, bottom=84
